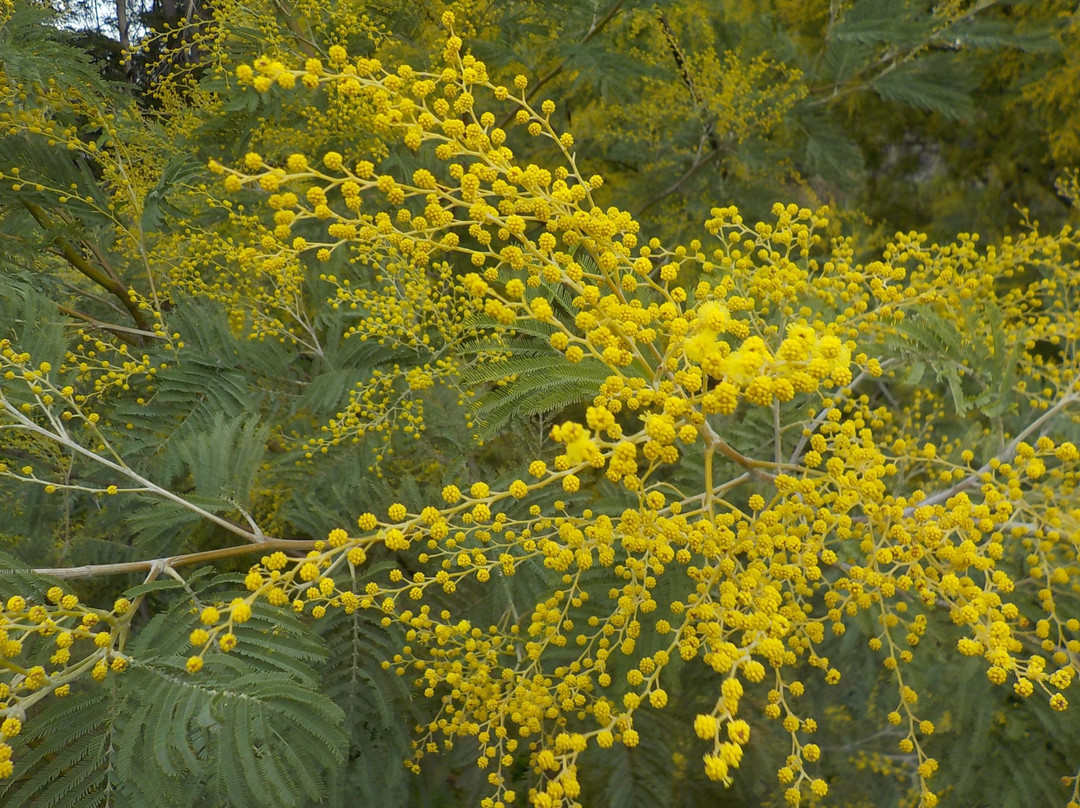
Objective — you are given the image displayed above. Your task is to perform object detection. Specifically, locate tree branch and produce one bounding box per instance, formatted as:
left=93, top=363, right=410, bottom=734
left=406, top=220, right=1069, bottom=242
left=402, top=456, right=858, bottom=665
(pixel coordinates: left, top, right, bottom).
left=1, top=397, right=267, bottom=544
left=906, top=390, right=1079, bottom=513
left=28, top=538, right=318, bottom=580
left=22, top=200, right=150, bottom=339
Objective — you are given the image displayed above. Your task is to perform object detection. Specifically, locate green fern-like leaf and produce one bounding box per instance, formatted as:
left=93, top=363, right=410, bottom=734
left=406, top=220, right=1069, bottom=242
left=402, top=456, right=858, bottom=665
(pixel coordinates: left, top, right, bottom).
left=832, top=0, right=927, bottom=48
left=0, top=688, right=118, bottom=808
left=935, top=19, right=1061, bottom=53
left=173, top=413, right=269, bottom=502
left=94, top=587, right=348, bottom=808
left=887, top=300, right=1019, bottom=418
left=870, top=56, right=974, bottom=120
left=464, top=355, right=611, bottom=440
left=311, top=607, right=416, bottom=806
left=0, top=279, right=67, bottom=384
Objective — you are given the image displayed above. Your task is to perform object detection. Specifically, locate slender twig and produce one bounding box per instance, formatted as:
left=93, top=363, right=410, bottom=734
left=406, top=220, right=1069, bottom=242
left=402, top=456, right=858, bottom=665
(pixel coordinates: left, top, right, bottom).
left=773, top=400, right=783, bottom=466
left=906, top=390, right=1079, bottom=513
left=495, top=0, right=625, bottom=130
left=1, top=397, right=265, bottom=543
left=636, top=146, right=719, bottom=217
left=271, top=0, right=318, bottom=56
left=55, top=304, right=152, bottom=346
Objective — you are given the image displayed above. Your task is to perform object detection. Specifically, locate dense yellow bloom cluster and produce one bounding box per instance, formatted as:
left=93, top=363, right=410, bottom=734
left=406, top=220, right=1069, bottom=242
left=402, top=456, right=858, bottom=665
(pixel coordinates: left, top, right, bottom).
left=177, top=22, right=1080, bottom=805
left=5, top=13, right=1080, bottom=808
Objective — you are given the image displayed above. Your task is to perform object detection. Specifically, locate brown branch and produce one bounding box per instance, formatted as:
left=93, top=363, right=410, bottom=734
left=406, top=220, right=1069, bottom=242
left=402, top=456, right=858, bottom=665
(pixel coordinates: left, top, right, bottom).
left=700, top=421, right=776, bottom=482
left=656, top=10, right=698, bottom=105
left=22, top=201, right=150, bottom=339
left=53, top=207, right=125, bottom=287
left=29, top=538, right=319, bottom=580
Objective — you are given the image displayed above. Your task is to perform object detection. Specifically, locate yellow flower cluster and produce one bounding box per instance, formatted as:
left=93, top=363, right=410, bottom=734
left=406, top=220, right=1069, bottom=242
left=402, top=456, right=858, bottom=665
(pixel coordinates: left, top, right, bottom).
left=194, top=24, right=1080, bottom=806
left=0, top=586, right=133, bottom=777
left=6, top=15, right=1080, bottom=808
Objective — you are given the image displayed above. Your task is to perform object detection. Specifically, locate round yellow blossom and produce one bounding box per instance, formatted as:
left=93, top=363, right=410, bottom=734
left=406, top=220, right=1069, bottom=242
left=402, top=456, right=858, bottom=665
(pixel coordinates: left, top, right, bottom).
left=384, top=529, right=410, bottom=550
left=728, top=719, right=751, bottom=745
left=230, top=598, right=252, bottom=623
left=694, top=714, right=718, bottom=739
left=200, top=606, right=220, bottom=625
left=703, top=754, right=729, bottom=782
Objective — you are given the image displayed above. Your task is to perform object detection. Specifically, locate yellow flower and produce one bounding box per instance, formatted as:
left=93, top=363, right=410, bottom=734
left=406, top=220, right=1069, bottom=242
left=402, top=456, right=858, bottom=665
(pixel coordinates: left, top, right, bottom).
left=230, top=598, right=252, bottom=623
left=694, top=714, right=718, bottom=739
left=5, top=596, right=26, bottom=612
left=703, top=754, right=729, bottom=782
